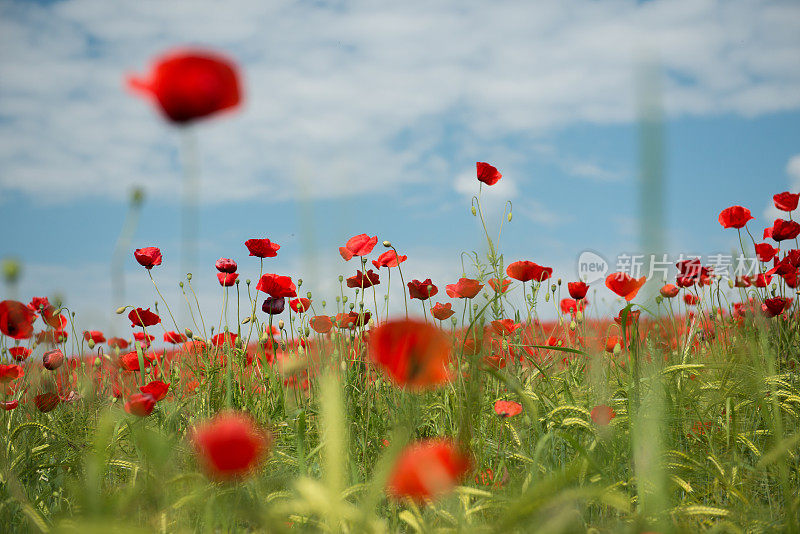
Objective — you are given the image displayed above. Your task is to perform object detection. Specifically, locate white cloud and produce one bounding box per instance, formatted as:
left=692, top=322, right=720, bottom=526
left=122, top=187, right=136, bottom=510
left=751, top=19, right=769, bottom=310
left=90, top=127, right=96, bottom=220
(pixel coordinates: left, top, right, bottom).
left=0, top=0, right=799, bottom=204
left=763, top=153, right=800, bottom=221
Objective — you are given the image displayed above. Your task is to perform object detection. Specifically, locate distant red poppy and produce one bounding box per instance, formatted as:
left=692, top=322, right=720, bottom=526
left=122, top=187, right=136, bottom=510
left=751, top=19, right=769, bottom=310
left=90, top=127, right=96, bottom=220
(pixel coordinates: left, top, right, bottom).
left=28, top=296, right=50, bottom=313
left=487, top=278, right=511, bottom=293
left=245, top=238, right=280, bottom=258
left=591, top=405, right=616, bottom=426
left=683, top=293, right=699, bottom=306
left=339, top=234, right=378, bottom=261
left=0, top=300, right=37, bottom=340
left=34, top=392, right=60, bottom=413
left=215, top=258, right=237, bottom=273
left=191, top=410, right=271, bottom=480
left=560, top=298, right=580, bottom=315
left=212, top=332, right=237, bottom=347
left=762, top=297, right=792, bottom=318
left=494, top=400, right=522, bottom=418
left=408, top=279, right=438, bottom=301
left=718, top=206, right=754, bottom=229
left=42, top=349, right=64, bottom=371
left=119, top=351, right=149, bottom=372
left=128, top=308, right=160, bottom=328
left=35, top=329, right=68, bottom=345
left=108, top=337, right=130, bottom=349
left=386, top=438, right=471, bottom=502
left=134, top=247, right=162, bottom=269
left=430, top=302, right=455, bottom=321
left=1, top=400, right=18, bottom=411
left=140, top=380, right=170, bottom=401
left=163, top=331, right=187, bottom=344
left=83, top=330, right=106, bottom=344
left=605, top=336, right=620, bottom=353
left=755, top=243, right=780, bottom=263
left=445, top=278, right=484, bottom=299
left=309, top=315, right=333, bottom=334
left=774, top=191, right=800, bottom=212
left=290, top=298, right=312, bottom=314
left=369, top=319, right=452, bottom=390
left=372, top=250, right=408, bottom=269
left=0, top=364, right=23, bottom=383
left=506, top=261, right=552, bottom=283
left=125, top=393, right=156, bottom=416
left=754, top=273, right=772, bottom=288
left=133, top=332, right=155, bottom=345
left=660, top=284, right=679, bottom=298
left=40, top=305, right=67, bottom=330
left=476, top=162, right=502, bottom=186
left=734, top=275, right=752, bottom=288
left=127, top=49, right=241, bottom=124
left=217, top=272, right=239, bottom=287
left=334, top=311, right=370, bottom=329
left=255, top=274, right=297, bottom=298
left=766, top=219, right=800, bottom=242
left=614, top=308, right=640, bottom=326
left=346, top=269, right=380, bottom=289
left=8, top=347, right=31, bottom=362
left=568, top=281, right=589, bottom=300
left=491, top=319, right=522, bottom=336
left=605, top=273, right=646, bottom=301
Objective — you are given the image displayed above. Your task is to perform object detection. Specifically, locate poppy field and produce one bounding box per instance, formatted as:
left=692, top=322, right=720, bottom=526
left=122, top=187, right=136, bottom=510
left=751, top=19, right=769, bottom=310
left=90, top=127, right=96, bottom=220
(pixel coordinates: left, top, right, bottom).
left=2, top=50, right=800, bottom=534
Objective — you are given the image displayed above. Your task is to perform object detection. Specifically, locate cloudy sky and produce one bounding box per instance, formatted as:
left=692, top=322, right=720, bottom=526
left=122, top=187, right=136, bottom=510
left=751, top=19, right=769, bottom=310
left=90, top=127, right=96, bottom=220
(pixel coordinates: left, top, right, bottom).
left=1, top=0, right=799, bottom=339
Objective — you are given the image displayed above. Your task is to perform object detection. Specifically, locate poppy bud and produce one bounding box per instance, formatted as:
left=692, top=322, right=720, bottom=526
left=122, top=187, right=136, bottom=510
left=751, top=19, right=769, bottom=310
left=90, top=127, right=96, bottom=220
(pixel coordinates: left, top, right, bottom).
left=297, top=279, right=303, bottom=287
left=613, top=343, right=621, bottom=355
left=576, top=311, right=583, bottom=322
left=93, top=357, right=102, bottom=368
left=471, top=206, right=477, bottom=216
left=557, top=278, right=562, bottom=286
left=246, top=279, right=251, bottom=285
left=569, top=321, right=576, bottom=331
left=383, top=241, right=391, bottom=247
left=242, top=316, right=251, bottom=324
left=179, top=282, right=184, bottom=288
left=116, top=306, right=128, bottom=315
left=1, top=258, right=21, bottom=284
left=655, top=295, right=663, bottom=305
left=507, top=212, right=512, bottom=222
left=185, top=328, right=193, bottom=339
left=545, top=294, right=550, bottom=302
left=88, top=339, right=95, bottom=349
left=728, top=279, right=735, bottom=288
left=343, top=296, right=348, bottom=303
left=322, top=300, right=327, bottom=307
left=338, top=275, right=344, bottom=282
left=186, top=273, right=192, bottom=281
left=278, top=320, right=285, bottom=330
left=551, top=284, right=557, bottom=293
left=304, top=327, right=310, bottom=337
left=451, top=317, right=458, bottom=326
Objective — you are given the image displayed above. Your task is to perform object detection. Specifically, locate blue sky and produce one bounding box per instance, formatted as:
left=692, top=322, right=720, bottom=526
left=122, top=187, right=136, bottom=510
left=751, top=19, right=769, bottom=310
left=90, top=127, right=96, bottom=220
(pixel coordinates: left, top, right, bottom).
left=1, top=0, right=799, bottom=338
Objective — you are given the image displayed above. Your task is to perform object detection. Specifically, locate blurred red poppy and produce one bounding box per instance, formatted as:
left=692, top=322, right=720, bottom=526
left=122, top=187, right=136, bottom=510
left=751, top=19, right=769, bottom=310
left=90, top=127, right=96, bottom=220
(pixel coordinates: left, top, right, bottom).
left=766, top=219, right=800, bottom=242
left=290, top=298, right=312, bottom=314
left=408, top=279, right=438, bottom=301
left=762, top=297, right=792, bottom=318
left=140, top=380, right=170, bottom=401
left=605, top=336, right=620, bottom=353
left=119, top=351, right=150, bottom=372
left=754, top=273, right=772, bottom=287
left=372, top=250, right=407, bottom=269
left=683, top=293, right=699, bottom=306
left=487, top=277, right=511, bottom=293
left=494, top=400, right=522, bottom=418
left=128, top=50, right=241, bottom=124
left=215, top=258, right=237, bottom=273
left=605, top=273, right=646, bottom=301
left=734, top=275, right=752, bottom=288
left=347, top=270, right=380, bottom=289
left=1, top=400, right=18, bottom=411
left=310, top=315, right=333, bottom=334
left=217, top=272, right=239, bottom=287
left=506, top=261, right=552, bottom=283
left=430, top=302, right=455, bottom=321
left=40, top=305, right=67, bottom=330
left=774, top=191, right=800, bottom=212
left=660, top=284, right=679, bottom=298
left=42, top=349, right=64, bottom=371
left=245, top=238, right=280, bottom=258
left=133, top=332, right=155, bottom=345
left=0, top=300, right=37, bottom=340
left=212, top=332, right=237, bottom=347
left=8, top=347, right=31, bottom=361
left=134, top=247, right=162, bottom=269
left=0, top=364, right=23, bottom=383
left=255, top=274, right=297, bottom=298
left=83, top=330, right=106, bottom=344
left=339, top=234, right=378, bottom=261
left=491, top=319, right=521, bottom=336
left=568, top=281, right=589, bottom=300
left=387, top=438, right=471, bottom=502
left=108, top=337, right=130, bottom=349
left=369, top=319, right=452, bottom=390
left=445, top=278, right=484, bottom=299
left=476, top=162, right=502, bottom=186
left=129, top=308, right=160, bottom=328
left=191, top=410, right=271, bottom=480
left=163, top=331, right=187, bottom=344
left=591, top=405, right=616, bottom=426
left=34, top=392, right=60, bottom=413
left=28, top=296, right=49, bottom=313
left=718, top=206, right=754, bottom=229
left=125, top=393, right=156, bottom=416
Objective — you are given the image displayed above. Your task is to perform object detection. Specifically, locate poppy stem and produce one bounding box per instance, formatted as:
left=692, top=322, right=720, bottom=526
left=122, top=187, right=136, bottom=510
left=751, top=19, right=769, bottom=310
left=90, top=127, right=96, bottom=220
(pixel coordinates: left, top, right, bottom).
left=147, top=272, right=181, bottom=334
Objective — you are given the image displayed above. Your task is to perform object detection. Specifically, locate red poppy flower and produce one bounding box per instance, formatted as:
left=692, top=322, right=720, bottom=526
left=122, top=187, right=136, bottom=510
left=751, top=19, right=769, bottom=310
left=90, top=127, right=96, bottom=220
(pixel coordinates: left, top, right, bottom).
left=614, top=308, right=640, bottom=326
left=133, top=331, right=155, bottom=345
left=305, top=315, right=332, bottom=334
left=334, top=311, right=370, bottom=329
left=774, top=191, right=800, bottom=212
left=718, top=206, right=754, bottom=229
left=8, top=347, right=31, bottom=361
left=128, top=49, right=241, bottom=124
left=34, top=392, right=60, bottom=413
left=262, top=297, right=285, bottom=315
left=762, top=297, right=792, bottom=318
left=245, top=238, right=280, bottom=258
left=506, top=261, right=552, bottom=283
left=605, top=336, right=620, bottom=353
left=339, top=234, right=378, bottom=261
left=134, top=247, right=162, bottom=269
left=753, top=243, right=779, bottom=263
left=255, top=274, right=297, bottom=298
left=494, top=400, right=522, bottom=418
left=491, top=319, right=522, bottom=336
left=605, top=273, right=646, bottom=301
left=28, top=296, right=50, bottom=313
left=215, top=258, right=237, bottom=273
left=40, top=305, right=67, bottom=330
left=753, top=273, right=772, bottom=288
left=290, top=298, right=312, bottom=314
left=108, top=337, right=130, bottom=349
left=476, top=162, right=502, bottom=186
left=445, top=278, right=484, bottom=299
left=591, top=405, right=616, bottom=426
left=217, top=272, right=239, bottom=287
left=430, top=302, right=455, bottom=321
left=129, top=308, right=160, bottom=328
left=734, top=276, right=752, bottom=288
left=782, top=268, right=799, bottom=288
left=212, top=332, right=237, bottom=347
left=0, top=300, right=37, bottom=340
left=83, top=330, right=106, bottom=344
left=42, top=349, right=64, bottom=371
left=766, top=219, right=800, bottom=242
left=346, top=269, right=380, bottom=289
left=372, top=250, right=408, bottom=269
left=387, top=438, right=471, bottom=502
left=487, top=278, right=511, bottom=293
left=559, top=298, right=587, bottom=315
left=119, top=351, right=149, bottom=371
left=568, top=281, right=589, bottom=300
left=163, top=331, right=187, bottom=344
left=0, top=364, right=23, bottom=383
left=683, top=293, right=699, bottom=306
left=369, top=319, right=452, bottom=390
left=140, top=380, right=170, bottom=401
left=1, top=400, right=19, bottom=411
left=191, top=410, right=271, bottom=480
left=660, top=284, right=679, bottom=298
left=125, top=393, right=156, bottom=417
left=407, top=279, right=438, bottom=301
